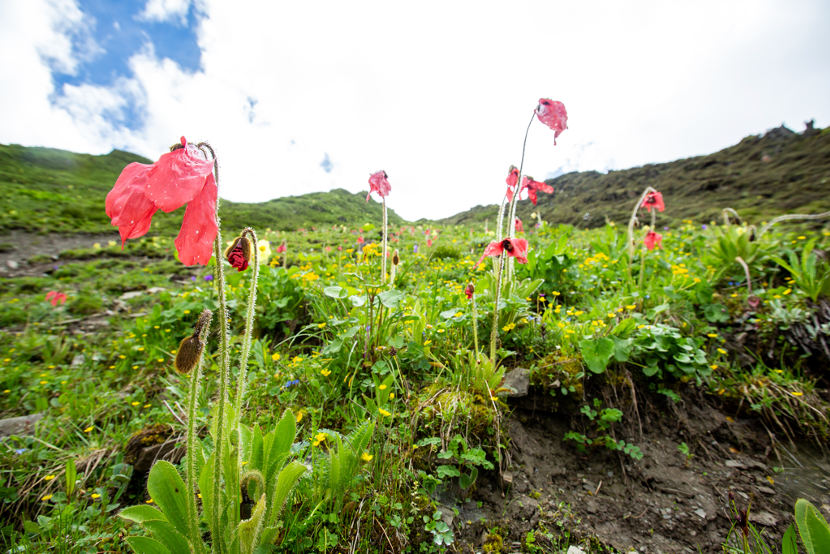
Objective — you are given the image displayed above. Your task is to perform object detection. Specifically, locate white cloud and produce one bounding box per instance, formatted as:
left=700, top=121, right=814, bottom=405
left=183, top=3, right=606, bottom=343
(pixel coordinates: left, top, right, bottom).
left=1, top=0, right=829, bottom=221
left=138, top=0, right=192, bottom=25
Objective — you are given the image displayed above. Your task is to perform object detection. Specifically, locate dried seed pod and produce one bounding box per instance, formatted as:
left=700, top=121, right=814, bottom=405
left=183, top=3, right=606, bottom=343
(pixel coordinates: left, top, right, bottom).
left=391, top=249, right=400, bottom=266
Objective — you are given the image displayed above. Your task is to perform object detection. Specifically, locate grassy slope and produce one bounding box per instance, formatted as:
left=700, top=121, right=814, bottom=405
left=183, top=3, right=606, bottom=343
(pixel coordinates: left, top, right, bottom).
left=0, top=144, right=404, bottom=235
left=438, top=126, right=830, bottom=228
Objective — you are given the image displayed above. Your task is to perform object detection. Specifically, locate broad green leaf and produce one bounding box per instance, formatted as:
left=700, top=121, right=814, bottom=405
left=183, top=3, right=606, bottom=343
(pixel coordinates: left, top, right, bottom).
left=704, top=303, right=729, bottom=323
left=458, top=467, right=478, bottom=490
left=781, top=523, right=797, bottom=554
left=795, top=498, right=830, bottom=554
left=143, top=520, right=191, bottom=554
left=263, top=410, right=296, bottom=482
left=611, top=336, right=632, bottom=362
left=119, top=505, right=169, bottom=524
left=611, top=318, right=636, bottom=337
left=238, top=494, right=267, bottom=554
left=65, top=459, right=77, bottom=497
left=378, top=289, right=405, bottom=309
left=268, top=462, right=306, bottom=527
left=579, top=337, right=615, bottom=374
left=126, top=536, right=170, bottom=554
left=324, top=286, right=349, bottom=299
left=146, top=461, right=190, bottom=537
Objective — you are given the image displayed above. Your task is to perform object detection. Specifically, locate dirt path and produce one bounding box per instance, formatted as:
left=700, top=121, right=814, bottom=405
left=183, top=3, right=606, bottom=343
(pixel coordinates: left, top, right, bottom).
left=0, top=230, right=123, bottom=276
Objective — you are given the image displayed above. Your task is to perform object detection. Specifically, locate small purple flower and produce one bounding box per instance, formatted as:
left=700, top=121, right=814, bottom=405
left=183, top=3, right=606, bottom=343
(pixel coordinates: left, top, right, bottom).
left=204, top=275, right=214, bottom=282
left=14, top=448, right=26, bottom=455
left=191, top=276, right=197, bottom=282
left=414, top=244, right=419, bottom=253
left=702, top=224, right=708, bottom=230
left=663, top=226, right=669, bottom=231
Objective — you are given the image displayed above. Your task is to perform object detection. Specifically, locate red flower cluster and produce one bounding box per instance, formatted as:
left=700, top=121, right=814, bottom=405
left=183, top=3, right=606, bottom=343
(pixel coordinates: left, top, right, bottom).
left=535, top=99, right=568, bottom=144
left=367, top=171, right=391, bottom=202
left=476, top=238, right=529, bottom=268
left=106, top=137, right=217, bottom=266
left=45, top=291, right=67, bottom=307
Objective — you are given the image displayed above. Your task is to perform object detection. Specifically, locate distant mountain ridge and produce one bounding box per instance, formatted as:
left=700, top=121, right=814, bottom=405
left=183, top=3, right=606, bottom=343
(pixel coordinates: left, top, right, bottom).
left=0, top=144, right=404, bottom=235
left=437, top=123, right=830, bottom=229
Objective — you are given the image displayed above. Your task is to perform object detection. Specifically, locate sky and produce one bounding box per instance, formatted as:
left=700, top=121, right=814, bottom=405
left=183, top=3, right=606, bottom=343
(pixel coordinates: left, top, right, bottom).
left=1, top=1, right=829, bottom=221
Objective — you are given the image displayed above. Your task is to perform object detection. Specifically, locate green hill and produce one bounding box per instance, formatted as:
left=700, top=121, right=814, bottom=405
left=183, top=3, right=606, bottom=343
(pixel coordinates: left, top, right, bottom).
left=0, top=144, right=404, bottom=235
left=439, top=124, right=830, bottom=229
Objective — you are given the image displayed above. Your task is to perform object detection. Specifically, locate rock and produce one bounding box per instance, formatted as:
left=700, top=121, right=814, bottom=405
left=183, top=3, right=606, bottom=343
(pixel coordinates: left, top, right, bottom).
left=0, top=413, right=43, bottom=437
left=502, top=367, right=530, bottom=397
left=146, top=287, right=166, bottom=294
left=133, top=441, right=184, bottom=472
left=6, top=260, right=19, bottom=269
left=71, top=354, right=85, bottom=366
left=437, top=505, right=454, bottom=528
left=749, top=511, right=777, bottom=527
left=567, top=546, right=585, bottom=554
left=725, top=460, right=747, bottom=469
left=694, top=509, right=706, bottom=519
left=757, top=486, right=775, bottom=496
left=502, top=471, right=514, bottom=485
left=120, top=291, right=145, bottom=300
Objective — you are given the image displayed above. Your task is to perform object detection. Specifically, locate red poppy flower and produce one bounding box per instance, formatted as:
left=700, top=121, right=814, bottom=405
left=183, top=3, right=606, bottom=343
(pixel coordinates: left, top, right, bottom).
left=106, top=137, right=217, bottom=266
left=515, top=218, right=524, bottom=234
left=427, top=238, right=433, bottom=247
left=640, top=191, right=665, bottom=212
left=521, top=176, right=554, bottom=205
left=227, top=244, right=248, bottom=272
left=476, top=238, right=529, bottom=268
left=367, top=170, right=391, bottom=202
left=45, top=291, right=67, bottom=307
left=535, top=99, right=568, bottom=144
left=644, top=231, right=663, bottom=251
left=276, top=243, right=286, bottom=254
left=464, top=284, right=474, bottom=300
left=357, top=236, right=364, bottom=244
left=505, top=166, right=519, bottom=202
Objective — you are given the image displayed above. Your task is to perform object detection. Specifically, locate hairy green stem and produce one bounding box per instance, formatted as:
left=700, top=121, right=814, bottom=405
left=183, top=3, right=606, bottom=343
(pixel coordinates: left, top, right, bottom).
left=626, top=186, right=658, bottom=268
left=186, top=311, right=212, bottom=554
left=471, top=291, right=480, bottom=362
left=234, top=228, right=260, bottom=413
left=489, top=255, right=505, bottom=363
left=381, top=198, right=388, bottom=284
left=757, top=210, right=830, bottom=239
left=506, top=112, right=536, bottom=279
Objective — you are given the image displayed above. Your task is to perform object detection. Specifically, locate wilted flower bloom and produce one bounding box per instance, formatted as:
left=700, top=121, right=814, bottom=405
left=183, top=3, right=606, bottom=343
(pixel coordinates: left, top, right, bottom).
left=465, top=284, right=474, bottom=300
left=476, top=238, right=529, bottom=268
left=106, top=137, right=217, bottom=265
left=521, top=176, right=554, bottom=205
left=535, top=99, right=568, bottom=144
left=515, top=218, right=524, bottom=234
left=644, top=231, right=663, bottom=251
left=224, top=236, right=252, bottom=272
left=640, top=191, right=665, bottom=212
left=505, top=166, right=520, bottom=201
left=367, top=171, right=391, bottom=202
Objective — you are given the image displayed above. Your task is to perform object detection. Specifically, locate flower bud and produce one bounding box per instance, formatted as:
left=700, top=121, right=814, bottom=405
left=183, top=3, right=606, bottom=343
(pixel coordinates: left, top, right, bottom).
left=174, top=310, right=212, bottom=374
left=224, top=236, right=252, bottom=272
left=391, top=249, right=400, bottom=266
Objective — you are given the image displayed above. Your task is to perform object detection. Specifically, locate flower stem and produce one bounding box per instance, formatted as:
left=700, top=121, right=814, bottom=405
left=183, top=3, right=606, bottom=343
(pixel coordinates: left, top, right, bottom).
left=186, top=310, right=212, bottom=554
left=490, top=254, right=505, bottom=363
left=471, top=291, right=480, bottom=363
left=506, top=111, right=536, bottom=278
left=381, top=197, right=388, bottom=284
left=234, top=227, right=259, bottom=413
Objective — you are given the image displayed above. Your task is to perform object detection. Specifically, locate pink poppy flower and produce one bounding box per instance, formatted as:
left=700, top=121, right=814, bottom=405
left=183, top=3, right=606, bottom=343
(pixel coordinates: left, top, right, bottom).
left=357, top=236, right=365, bottom=244
left=276, top=243, right=286, bottom=254
left=515, top=218, right=524, bottom=234
left=465, top=284, right=474, bottom=300
left=644, top=231, right=663, bottom=251
left=640, top=191, right=665, bottom=212
left=476, top=238, right=529, bottom=268
left=505, top=166, right=520, bottom=202
left=367, top=170, right=391, bottom=202
left=427, top=238, right=433, bottom=247
left=106, top=137, right=217, bottom=266
left=45, top=291, right=67, bottom=307
left=521, top=176, right=554, bottom=206
left=535, top=99, right=568, bottom=144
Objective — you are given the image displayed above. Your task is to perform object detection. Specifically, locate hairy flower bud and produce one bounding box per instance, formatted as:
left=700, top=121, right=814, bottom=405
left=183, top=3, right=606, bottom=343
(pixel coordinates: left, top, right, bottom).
left=224, top=235, right=252, bottom=272
left=391, top=249, right=400, bottom=266
left=175, top=309, right=212, bottom=374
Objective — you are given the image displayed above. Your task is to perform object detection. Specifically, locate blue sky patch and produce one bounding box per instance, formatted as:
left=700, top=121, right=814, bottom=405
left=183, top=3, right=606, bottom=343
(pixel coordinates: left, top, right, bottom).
left=50, top=0, right=202, bottom=130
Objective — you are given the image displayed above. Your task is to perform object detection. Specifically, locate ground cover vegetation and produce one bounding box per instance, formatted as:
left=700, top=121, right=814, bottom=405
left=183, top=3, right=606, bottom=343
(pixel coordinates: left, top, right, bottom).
left=1, top=111, right=829, bottom=553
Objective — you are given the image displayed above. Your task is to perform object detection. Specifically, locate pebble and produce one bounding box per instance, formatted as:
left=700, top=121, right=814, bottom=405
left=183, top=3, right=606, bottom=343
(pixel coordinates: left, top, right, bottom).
left=694, top=509, right=706, bottom=519
left=6, top=260, right=18, bottom=269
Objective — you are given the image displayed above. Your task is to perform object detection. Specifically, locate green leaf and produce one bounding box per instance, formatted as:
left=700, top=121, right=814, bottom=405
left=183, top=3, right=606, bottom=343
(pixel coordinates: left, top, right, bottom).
left=704, top=303, right=729, bottom=323
left=795, top=498, right=830, bottom=554
left=125, top=536, right=171, bottom=554
left=268, top=462, right=306, bottom=528
left=146, top=461, right=190, bottom=537
left=579, top=337, right=615, bottom=374
left=611, top=336, right=632, bottom=362
left=238, top=494, right=267, bottom=554
left=610, top=318, right=636, bottom=337
left=324, top=286, right=349, bottom=299
left=263, top=410, right=297, bottom=483
left=458, top=467, right=478, bottom=489
left=65, top=458, right=77, bottom=497
left=143, top=520, right=191, bottom=554
left=782, top=523, right=797, bottom=554
left=378, top=289, right=405, bottom=309
left=119, top=505, right=169, bottom=524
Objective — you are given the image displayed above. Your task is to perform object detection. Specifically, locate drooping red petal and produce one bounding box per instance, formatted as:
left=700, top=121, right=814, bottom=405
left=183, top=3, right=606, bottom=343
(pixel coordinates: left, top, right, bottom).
left=527, top=188, right=538, bottom=205
left=476, top=240, right=506, bottom=268
left=144, top=142, right=215, bottom=213
left=106, top=162, right=159, bottom=246
left=367, top=171, right=391, bottom=202
left=640, top=191, right=665, bottom=213
left=174, top=172, right=218, bottom=266
left=515, top=218, right=524, bottom=234
left=506, top=238, right=529, bottom=264
left=644, top=231, right=663, bottom=251
left=535, top=99, right=568, bottom=144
